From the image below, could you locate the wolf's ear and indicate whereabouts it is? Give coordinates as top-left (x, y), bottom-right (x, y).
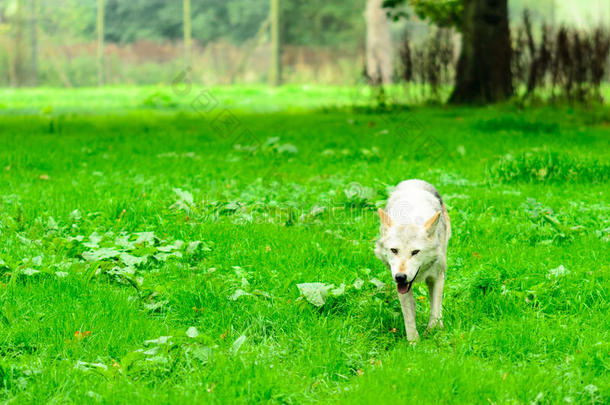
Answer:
top-left (424, 211), bottom-right (441, 235)
top-left (378, 208), bottom-right (394, 230)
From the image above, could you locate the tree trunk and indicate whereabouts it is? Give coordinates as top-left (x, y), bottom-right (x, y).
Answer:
top-left (365, 0), bottom-right (393, 85)
top-left (450, 0), bottom-right (512, 104)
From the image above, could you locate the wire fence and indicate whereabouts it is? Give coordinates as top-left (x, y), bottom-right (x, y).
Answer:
top-left (0, 0), bottom-right (366, 87)
top-left (0, 0), bottom-right (608, 95)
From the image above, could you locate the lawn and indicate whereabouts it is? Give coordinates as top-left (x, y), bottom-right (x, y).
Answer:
top-left (0, 87), bottom-right (609, 404)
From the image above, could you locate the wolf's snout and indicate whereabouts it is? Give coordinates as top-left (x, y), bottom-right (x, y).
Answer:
top-left (394, 273), bottom-right (407, 283)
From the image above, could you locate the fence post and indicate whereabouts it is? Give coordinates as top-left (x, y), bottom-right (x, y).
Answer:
top-left (184, 0), bottom-right (192, 70)
top-left (30, 0), bottom-right (38, 86)
top-left (14, 0), bottom-right (25, 87)
top-left (270, 0), bottom-right (281, 86)
top-left (97, 0), bottom-right (104, 86)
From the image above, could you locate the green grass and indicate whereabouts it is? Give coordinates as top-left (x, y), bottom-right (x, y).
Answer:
top-left (0, 87), bottom-right (609, 404)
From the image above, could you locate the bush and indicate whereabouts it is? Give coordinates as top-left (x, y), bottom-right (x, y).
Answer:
top-left (488, 149), bottom-right (610, 183)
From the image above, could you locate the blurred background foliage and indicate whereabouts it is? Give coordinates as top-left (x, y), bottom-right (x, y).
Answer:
top-left (96, 0), bottom-right (367, 47)
top-left (0, 0), bottom-right (608, 90)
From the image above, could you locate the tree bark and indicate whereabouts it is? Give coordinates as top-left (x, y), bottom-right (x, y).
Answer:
top-left (449, 0), bottom-right (512, 104)
top-left (365, 0), bottom-right (393, 84)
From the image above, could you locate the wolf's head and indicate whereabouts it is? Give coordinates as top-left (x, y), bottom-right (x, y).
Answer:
top-left (374, 209), bottom-right (441, 294)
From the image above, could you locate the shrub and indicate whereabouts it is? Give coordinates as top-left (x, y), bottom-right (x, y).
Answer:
top-left (488, 150), bottom-right (610, 183)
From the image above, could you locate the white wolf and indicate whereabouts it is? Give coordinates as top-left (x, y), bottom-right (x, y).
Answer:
top-left (375, 179), bottom-right (451, 342)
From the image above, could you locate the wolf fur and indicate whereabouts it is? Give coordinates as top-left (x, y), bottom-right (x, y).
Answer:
top-left (374, 179), bottom-right (451, 342)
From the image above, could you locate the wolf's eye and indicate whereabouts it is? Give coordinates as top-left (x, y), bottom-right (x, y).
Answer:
top-left (390, 248), bottom-right (399, 255)
top-left (411, 250), bottom-right (420, 256)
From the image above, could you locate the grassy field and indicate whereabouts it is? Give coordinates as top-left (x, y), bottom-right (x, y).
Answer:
top-left (0, 87), bottom-right (609, 404)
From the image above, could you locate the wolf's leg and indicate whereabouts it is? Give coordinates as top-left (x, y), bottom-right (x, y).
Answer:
top-left (426, 272), bottom-right (445, 330)
top-left (398, 290), bottom-right (419, 342)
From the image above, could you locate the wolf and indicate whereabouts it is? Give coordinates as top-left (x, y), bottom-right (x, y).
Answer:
top-left (374, 179), bottom-right (451, 342)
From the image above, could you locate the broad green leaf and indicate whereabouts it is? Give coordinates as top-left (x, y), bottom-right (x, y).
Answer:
top-left (145, 355), bottom-right (169, 364)
top-left (83, 232), bottom-right (103, 248)
top-left (186, 240), bottom-right (211, 255)
top-left (82, 248), bottom-right (121, 262)
top-left (21, 268), bottom-right (40, 276)
top-left (276, 143), bottom-right (298, 154)
top-left (133, 232), bottom-right (156, 246)
top-left (330, 283), bottom-right (346, 296)
top-left (263, 137), bottom-right (280, 148)
top-left (139, 346), bottom-right (159, 356)
top-left (157, 240), bottom-right (184, 252)
top-left (370, 278), bottom-right (386, 290)
top-left (119, 252), bottom-right (147, 267)
top-left (186, 240), bottom-right (202, 255)
top-left (188, 346), bottom-right (212, 363)
top-left (173, 188), bottom-right (194, 205)
top-left (297, 282), bottom-right (334, 307)
top-left (17, 234), bottom-right (32, 245)
top-left (74, 361), bottom-right (108, 371)
top-left (143, 300), bottom-right (168, 312)
top-left (70, 209), bottom-right (82, 222)
top-left (231, 335), bottom-right (247, 355)
top-left (47, 216), bottom-right (59, 230)
top-left (115, 234), bottom-right (136, 250)
top-left (229, 289), bottom-right (252, 301)
top-left (154, 251), bottom-right (183, 261)
top-left (108, 266), bottom-right (136, 276)
top-left (144, 336), bottom-right (172, 346)
top-left (547, 265), bottom-right (569, 278)
top-left (186, 327), bottom-right (200, 338)
top-left (253, 289), bottom-right (271, 298)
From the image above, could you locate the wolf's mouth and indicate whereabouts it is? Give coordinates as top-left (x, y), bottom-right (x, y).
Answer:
top-left (396, 267), bottom-right (421, 295)
top-left (396, 281), bottom-right (412, 294)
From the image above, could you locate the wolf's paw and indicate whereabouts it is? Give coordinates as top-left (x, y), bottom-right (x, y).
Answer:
top-left (425, 320), bottom-right (444, 333)
top-left (406, 333), bottom-right (420, 344)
